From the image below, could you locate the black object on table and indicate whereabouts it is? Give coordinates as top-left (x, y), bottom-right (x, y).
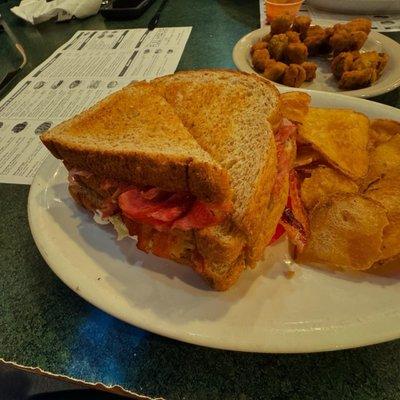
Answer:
top-left (0, 12), bottom-right (27, 90)
top-left (147, 0), bottom-right (169, 30)
top-left (100, 0), bottom-right (157, 20)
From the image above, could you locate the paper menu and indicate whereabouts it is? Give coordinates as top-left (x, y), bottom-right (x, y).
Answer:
top-left (0, 27), bottom-right (192, 185)
top-left (259, 1), bottom-right (400, 32)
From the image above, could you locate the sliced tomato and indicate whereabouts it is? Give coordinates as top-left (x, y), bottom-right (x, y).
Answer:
top-left (269, 223), bottom-right (286, 244)
top-left (119, 188), bottom-right (169, 219)
top-left (150, 193), bottom-right (193, 222)
top-left (172, 201), bottom-right (221, 231)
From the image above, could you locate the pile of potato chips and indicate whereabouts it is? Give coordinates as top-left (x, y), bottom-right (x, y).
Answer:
top-left (281, 92), bottom-right (400, 271)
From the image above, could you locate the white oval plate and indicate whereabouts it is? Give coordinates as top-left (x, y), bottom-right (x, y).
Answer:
top-left (29, 90), bottom-right (400, 353)
top-left (233, 26), bottom-right (400, 98)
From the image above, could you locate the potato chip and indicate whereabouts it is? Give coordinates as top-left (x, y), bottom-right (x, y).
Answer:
top-left (298, 193), bottom-right (388, 270)
top-left (377, 216), bottom-right (400, 262)
top-left (280, 92), bottom-right (311, 124)
top-left (300, 165), bottom-right (359, 210)
top-left (364, 169), bottom-right (400, 262)
top-left (368, 119), bottom-right (400, 148)
top-left (365, 134), bottom-right (400, 185)
top-left (298, 108), bottom-right (369, 179)
top-left (294, 145), bottom-right (320, 167)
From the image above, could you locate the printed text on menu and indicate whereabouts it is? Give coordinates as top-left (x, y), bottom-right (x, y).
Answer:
top-left (0, 27), bottom-right (192, 184)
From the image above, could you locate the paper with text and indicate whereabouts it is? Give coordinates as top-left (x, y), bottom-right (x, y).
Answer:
top-left (0, 27), bottom-right (192, 184)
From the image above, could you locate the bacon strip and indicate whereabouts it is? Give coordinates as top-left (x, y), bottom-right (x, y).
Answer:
top-left (269, 119), bottom-right (310, 251)
top-left (280, 170), bottom-right (310, 253)
top-left (269, 119), bottom-right (297, 245)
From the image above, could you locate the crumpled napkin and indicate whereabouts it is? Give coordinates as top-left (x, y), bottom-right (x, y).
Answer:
top-left (11, 0), bottom-right (102, 25)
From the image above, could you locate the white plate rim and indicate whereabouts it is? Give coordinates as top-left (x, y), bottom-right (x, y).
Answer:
top-left (232, 26), bottom-right (400, 98)
top-left (28, 92), bottom-right (400, 353)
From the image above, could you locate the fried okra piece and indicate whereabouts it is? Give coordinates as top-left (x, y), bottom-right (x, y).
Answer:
top-left (321, 27), bottom-right (334, 53)
top-left (331, 51), bottom-right (356, 79)
top-left (301, 61), bottom-right (317, 81)
top-left (339, 68), bottom-right (377, 89)
top-left (250, 40), bottom-right (268, 55)
top-left (350, 31), bottom-right (369, 51)
top-left (263, 60), bottom-right (288, 82)
top-left (345, 18), bottom-right (372, 35)
top-left (282, 64), bottom-right (307, 87)
top-left (376, 53), bottom-right (389, 75)
top-left (352, 51), bottom-right (380, 70)
top-left (268, 34), bottom-right (289, 61)
top-left (262, 33), bottom-right (272, 43)
top-left (329, 28), bottom-right (368, 55)
top-left (285, 31), bottom-right (301, 43)
top-left (303, 25), bottom-right (326, 56)
top-left (353, 51), bottom-right (388, 76)
top-left (252, 48), bottom-right (270, 72)
top-left (285, 42), bottom-right (308, 64)
top-left (292, 15), bottom-right (311, 40)
top-left (271, 13), bottom-right (294, 34)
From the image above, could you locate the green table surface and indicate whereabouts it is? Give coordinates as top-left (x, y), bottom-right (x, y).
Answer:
top-left (1, 0), bottom-right (400, 399)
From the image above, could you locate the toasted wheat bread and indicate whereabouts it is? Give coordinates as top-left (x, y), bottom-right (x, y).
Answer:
top-left (41, 82), bottom-right (230, 203)
top-left (151, 70), bottom-right (281, 265)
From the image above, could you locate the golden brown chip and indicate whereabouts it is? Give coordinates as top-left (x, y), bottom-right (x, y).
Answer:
top-left (368, 119), bottom-right (400, 148)
top-left (300, 165), bottom-right (359, 210)
top-left (377, 215), bottom-right (400, 263)
top-left (364, 169), bottom-right (400, 262)
top-left (298, 193), bottom-right (388, 270)
top-left (280, 91), bottom-right (311, 124)
top-left (365, 134), bottom-right (400, 184)
top-left (294, 145), bottom-right (320, 167)
top-left (298, 108), bottom-right (369, 179)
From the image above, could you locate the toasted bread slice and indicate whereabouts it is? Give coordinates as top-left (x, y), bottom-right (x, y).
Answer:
top-left (41, 82), bottom-right (230, 203)
top-left (151, 70), bottom-right (281, 265)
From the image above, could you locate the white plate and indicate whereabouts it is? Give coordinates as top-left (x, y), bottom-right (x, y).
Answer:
top-left (233, 26), bottom-right (400, 98)
top-left (29, 91), bottom-right (400, 353)
top-left (307, 0), bottom-right (400, 14)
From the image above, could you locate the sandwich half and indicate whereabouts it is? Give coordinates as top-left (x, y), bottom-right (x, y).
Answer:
top-left (41, 70), bottom-right (295, 290)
